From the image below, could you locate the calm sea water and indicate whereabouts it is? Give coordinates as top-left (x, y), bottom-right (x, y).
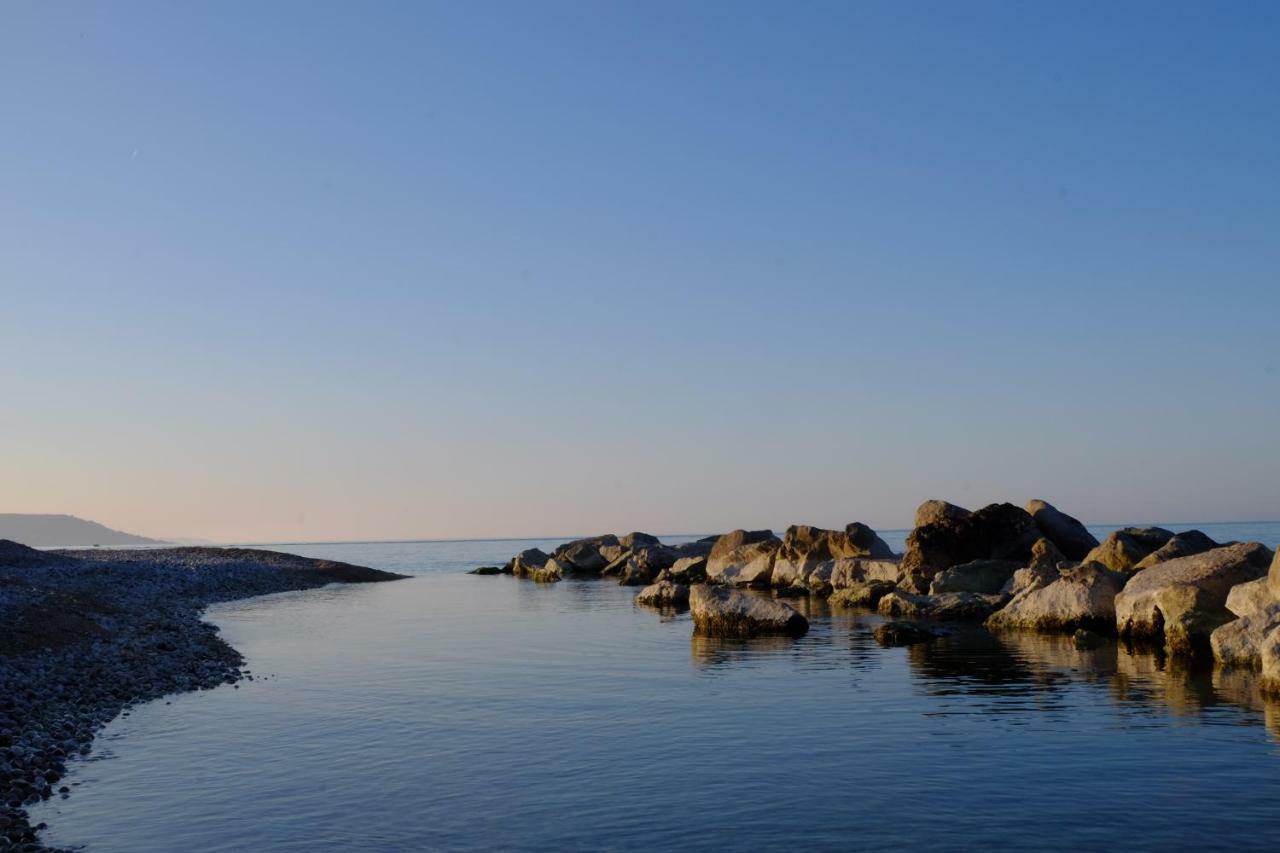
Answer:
top-left (32, 523), bottom-right (1280, 852)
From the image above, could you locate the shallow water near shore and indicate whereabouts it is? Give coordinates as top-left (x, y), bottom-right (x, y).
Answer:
top-left (32, 526), bottom-right (1280, 851)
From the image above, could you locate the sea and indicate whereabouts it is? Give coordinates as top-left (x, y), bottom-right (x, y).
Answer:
top-left (31, 522), bottom-right (1280, 851)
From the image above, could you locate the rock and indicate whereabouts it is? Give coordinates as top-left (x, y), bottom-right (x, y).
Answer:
top-left (552, 535), bottom-right (619, 573)
top-left (510, 548), bottom-right (551, 578)
top-left (929, 559), bottom-right (1022, 595)
top-left (1115, 543), bottom-right (1273, 654)
top-left (827, 581), bottom-right (896, 608)
top-left (1210, 576), bottom-right (1280, 668)
top-left (526, 557), bottom-right (565, 583)
top-left (635, 580), bottom-right (690, 608)
top-left (843, 523), bottom-right (895, 559)
top-left (669, 537), bottom-right (718, 560)
top-left (877, 590), bottom-right (1005, 622)
top-left (620, 532), bottom-right (661, 550)
top-left (618, 546), bottom-right (678, 586)
top-left (1025, 499), bottom-right (1098, 561)
top-left (689, 585), bottom-right (809, 638)
top-left (1028, 537), bottom-right (1067, 571)
top-left (873, 621), bottom-right (948, 647)
top-left (1083, 528), bottom-right (1174, 572)
top-left (1001, 563), bottom-right (1060, 597)
top-left (901, 503), bottom-right (1041, 582)
top-left (829, 558), bottom-right (906, 590)
top-left (1132, 530), bottom-right (1219, 570)
top-left (661, 556), bottom-right (707, 584)
top-left (468, 566), bottom-right (501, 576)
top-left (705, 529), bottom-right (780, 587)
top-left (986, 562), bottom-right (1127, 633)
top-left (1072, 629), bottom-right (1105, 649)
top-left (913, 500), bottom-right (970, 528)
top-left (771, 523), bottom-right (894, 588)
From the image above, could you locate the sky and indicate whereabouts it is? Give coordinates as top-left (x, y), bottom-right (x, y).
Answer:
top-left (2, 1), bottom-right (1278, 543)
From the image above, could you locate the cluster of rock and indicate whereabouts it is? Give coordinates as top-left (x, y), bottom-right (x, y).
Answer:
top-left (478, 501), bottom-right (1278, 666)
top-left (0, 541), bottom-right (405, 852)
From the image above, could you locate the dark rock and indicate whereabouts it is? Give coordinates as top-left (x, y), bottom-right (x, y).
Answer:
top-left (873, 620), bottom-right (948, 647)
top-left (1025, 500), bottom-right (1098, 561)
top-left (1083, 528), bottom-right (1175, 572)
top-left (901, 502), bottom-right (1040, 583)
top-left (929, 559), bottom-right (1021, 595)
top-left (468, 566), bottom-right (501, 576)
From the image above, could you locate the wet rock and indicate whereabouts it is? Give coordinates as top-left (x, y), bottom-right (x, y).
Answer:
top-left (1083, 528), bottom-right (1174, 572)
top-left (618, 546), bottom-right (679, 586)
top-left (510, 548), bottom-right (551, 578)
top-left (468, 566), bottom-right (501, 576)
top-left (1025, 499), bottom-right (1098, 561)
top-left (873, 620), bottom-right (948, 647)
top-left (689, 585), bottom-right (809, 638)
top-left (1116, 543), bottom-right (1273, 654)
top-left (987, 562), bottom-right (1127, 633)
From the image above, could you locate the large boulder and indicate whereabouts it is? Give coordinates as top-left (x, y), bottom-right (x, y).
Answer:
top-left (661, 556), bottom-right (708, 584)
top-left (901, 502), bottom-right (1040, 586)
top-left (770, 523), bottom-right (892, 588)
top-left (669, 536), bottom-right (718, 560)
top-left (705, 529), bottom-right (780, 587)
top-left (1210, 552), bottom-right (1280, 669)
top-left (877, 590), bottom-right (1006, 622)
top-left (689, 585), bottom-right (809, 638)
top-left (618, 545), bottom-right (679, 586)
top-left (827, 580), bottom-right (897, 608)
top-left (1083, 527), bottom-right (1174, 572)
top-left (1115, 543), bottom-right (1273, 654)
top-left (986, 562), bottom-right (1127, 633)
top-left (829, 558), bottom-right (906, 589)
top-left (914, 500), bottom-right (970, 528)
top-left (1132, 530), bottom-right (1218, 570)
top-left (1025, 499), bottom-right (1098, 561)
top-left (620, 532), bottom-right (662, 550)
top-left (635, 579), bottom-right (690, 608)
top-left (552, 535), bottom-right (620, 573)
top-left (510, 548), bottom-right (551, 578)
top-left (929, 559), bottom-right (1021, 595)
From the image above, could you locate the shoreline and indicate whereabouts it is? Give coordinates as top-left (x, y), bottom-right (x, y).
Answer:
top-left (0, 543), bottom-right (405, 852)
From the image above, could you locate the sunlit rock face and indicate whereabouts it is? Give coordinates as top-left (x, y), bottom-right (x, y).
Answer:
top-left (1115, 543), bottom-right (1273, 655)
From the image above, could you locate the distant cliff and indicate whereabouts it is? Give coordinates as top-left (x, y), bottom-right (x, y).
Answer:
top-left (0, 514), bottom-right (163, 547)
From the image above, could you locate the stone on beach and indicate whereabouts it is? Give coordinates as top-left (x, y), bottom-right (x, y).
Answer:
top-left (1115, 543), bottom-right (1273, 654)
top-left (689, 585), bottom-right (809, 638)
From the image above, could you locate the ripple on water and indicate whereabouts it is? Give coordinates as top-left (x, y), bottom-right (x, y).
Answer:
top-left (27, 533), bottom-right (1280, 852)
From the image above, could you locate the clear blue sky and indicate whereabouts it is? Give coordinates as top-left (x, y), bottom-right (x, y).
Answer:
top-left (2, 1), bottom-right (1278, 542)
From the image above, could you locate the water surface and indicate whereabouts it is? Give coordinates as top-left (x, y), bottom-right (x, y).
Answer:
top-left (33, 527), bottom-right (1280, 851)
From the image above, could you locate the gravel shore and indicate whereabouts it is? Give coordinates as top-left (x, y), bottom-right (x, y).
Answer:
top-left (0, 541), bottom-right (406, 851)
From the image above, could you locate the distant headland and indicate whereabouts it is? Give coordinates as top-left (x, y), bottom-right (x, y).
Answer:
top-left (0, 514), bottom-right (163, 547)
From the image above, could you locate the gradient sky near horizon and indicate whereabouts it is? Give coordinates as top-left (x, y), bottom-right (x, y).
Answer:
top-left (3, 1), bottom-right (1278, 543)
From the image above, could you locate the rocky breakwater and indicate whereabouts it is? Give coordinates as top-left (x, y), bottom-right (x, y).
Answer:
top-left (1211, 549), bottom-right (1280, 691)
top-left (0, 540), bottom-right (405, 852)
